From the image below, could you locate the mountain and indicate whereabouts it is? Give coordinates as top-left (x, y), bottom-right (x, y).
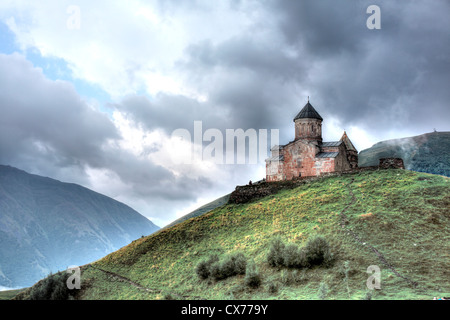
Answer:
top-left (162, 194), bottom-right (230, 230)
top-left (16, 168), bottom-right (449, 300)
top-left (358, 131), bottom-right (450, 176)
top-left (0, 165), bottom-right (159, 288)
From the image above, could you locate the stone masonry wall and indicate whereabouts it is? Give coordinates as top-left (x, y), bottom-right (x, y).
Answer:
top-left (232, 158), bottom-right (404, 204)
top-left (379, 158), bottom-right (405, 169)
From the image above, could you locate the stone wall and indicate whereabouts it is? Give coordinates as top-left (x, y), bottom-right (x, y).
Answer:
top-left (231, 158), bottom-right (404, 204)
top-left (379, 158), bottom-right (405, 169)
top-left (228, 181), bottom-right (297, 204)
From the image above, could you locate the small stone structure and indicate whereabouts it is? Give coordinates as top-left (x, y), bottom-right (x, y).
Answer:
top-left (266, 100), bottom-right (358, 181)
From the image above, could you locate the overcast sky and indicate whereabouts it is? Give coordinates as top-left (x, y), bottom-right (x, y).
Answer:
top-left (0, 0), bottom-right (449, 227)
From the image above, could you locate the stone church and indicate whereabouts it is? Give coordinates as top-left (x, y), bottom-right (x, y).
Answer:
top-left (265, 100), bottom-right (358, 181)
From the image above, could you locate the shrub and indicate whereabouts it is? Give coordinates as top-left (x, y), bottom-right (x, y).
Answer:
top-left (210, 261), bottom-right (226, 280)
top-left (199, 252), bottom-right (247, 281)
top-left (195, 260), bottom-right (211, 280)
top-left (267, 236), bottom-right (333, 269)
top-left (283, 244), bottom-right (300, 268)
top-left (195, 254), bottom-right (219, 280)
top-left (244, 262), bottom-right (261, 289)
top-left (267, 237), bottom-right (285, 267)
top-left (29, 271), bottom-right (72, 300)
top-left (304, 236), bottom-right (333, 266)
top-left (267, 281), bottom-right (278, 294)
top-left (225, 253), bottom-right (247, 276)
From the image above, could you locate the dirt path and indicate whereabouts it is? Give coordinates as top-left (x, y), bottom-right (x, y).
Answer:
top-left (87, 264), bottom-right (205, 300)
top-left (339, 177), bottom-right (419, 288)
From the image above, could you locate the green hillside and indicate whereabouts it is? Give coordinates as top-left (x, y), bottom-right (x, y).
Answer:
top-left (15, 169), bottom-right (449, 300)
top-left (359, 131), bottom-right (450, 177)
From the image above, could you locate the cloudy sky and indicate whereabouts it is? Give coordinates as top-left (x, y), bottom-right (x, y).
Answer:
top-left (0, 0), bottom-right (449, 227)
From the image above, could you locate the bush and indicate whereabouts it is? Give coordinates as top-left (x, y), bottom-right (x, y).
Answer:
top-left (244, 262), bottom-right (261, 289)
top-left (267, 237), bottom-right (285, 267)
top-left (221, 253), bottom-right (247, 278)
top-left (282, 244), bottom-right (300, 268)
top-left (267, 281), bottom-right (278, 294)
top-left (195, 254), bottom-right (219, 280)
top-left (198, 252), bottom-right (247, 281)
top-left (29, 272), bottom-right (72, 300)
top-left (267, 236), bottom-right (333, 269)
top-left (210, 261), bottom-right (226, 280)
top-left (195, 260), bottom-right (211, 280)
top-left (304, 236), bottom-right (333, 267)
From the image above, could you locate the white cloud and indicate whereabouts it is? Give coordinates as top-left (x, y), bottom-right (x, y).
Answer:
top-left (0, 0), bottom-right (257, 101)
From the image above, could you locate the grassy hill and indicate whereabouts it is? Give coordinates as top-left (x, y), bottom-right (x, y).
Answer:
top-left (15, 168), bottom-right (449, 300)
top-left (359, 131), bottom-right (450, 177)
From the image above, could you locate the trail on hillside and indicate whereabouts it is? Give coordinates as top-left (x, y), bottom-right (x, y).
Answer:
top-left (339, 176), bottom-right (419, 288)
top-left (87, 264), bottom-right (205, 300)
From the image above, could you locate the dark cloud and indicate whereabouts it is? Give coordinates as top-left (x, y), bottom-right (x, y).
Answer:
top-left (264, 0), bottom-right (450, 133)
top-left (144, 0), bottom-right (445, 147)
top-left (0, 53), bottom-right (215, 215)
top-left (0, 53), bottom-right (118, 176)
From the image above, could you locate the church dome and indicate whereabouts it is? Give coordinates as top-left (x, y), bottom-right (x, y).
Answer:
top-left (293, 101), bottom-right (323, 121)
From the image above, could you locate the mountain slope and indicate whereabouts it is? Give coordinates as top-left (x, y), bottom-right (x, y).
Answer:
top-left (162, 194), bottom-right (230, 230)
top-left (18, 168), bottom-right (448, 300)
top-left (0, 165), bottom-right (159, 288)
top-left (359, 131), bottom-right (450, 176)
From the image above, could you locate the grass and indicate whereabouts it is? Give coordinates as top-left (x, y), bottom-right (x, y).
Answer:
top-left (17, 169), bottom-right (450, 300)
top-left (0, 289), bottom-right (26, 300)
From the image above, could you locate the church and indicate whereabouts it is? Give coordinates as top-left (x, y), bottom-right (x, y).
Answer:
top-left (265, 100), bottom-right (358, 181)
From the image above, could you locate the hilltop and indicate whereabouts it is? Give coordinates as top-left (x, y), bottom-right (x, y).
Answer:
top-left (0, 165), bottom-right (159, 289)
top-left (359, 131), bottom-right (450, 177)
top-left (15, 168), bottom-right (449, 300)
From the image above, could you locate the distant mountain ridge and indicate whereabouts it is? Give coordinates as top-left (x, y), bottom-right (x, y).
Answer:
top-left (358, 131), bottom-right (450, 176)
top-left (162, 194), bottom-right (230, 230)
top-left (0, 165), bottom-right (159, 288)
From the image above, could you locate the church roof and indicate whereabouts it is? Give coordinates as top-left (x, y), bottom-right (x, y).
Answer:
top-left (321, 141), bottom-right (342, 147)
top-left (316, 152), bottom-right (339, 158)
top-left (265, 154), bottom-right (284, 162)
top-left (340, 131), bottom-right (357, 152)
top-left (293, 101), bottom-right (323, 121)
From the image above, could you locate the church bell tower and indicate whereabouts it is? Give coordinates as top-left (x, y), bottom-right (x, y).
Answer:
top-left (293, 99), bottom-right (323, 143)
